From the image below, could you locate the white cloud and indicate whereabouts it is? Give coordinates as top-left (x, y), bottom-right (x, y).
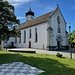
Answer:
top-left (7, 0), bottom-right (34, 7)
top-left (71, 5), bottom-right (75, 9)
top-left (72, 6), bottom-right (75, 9)
top-left (17, 16), bottom-right (25, 19)
top-left (7, 0), bottom-right (33, 3)
top-left (11, 3), bottom-right (21, 7)
top-left (45, 6), bottom-right (55, 11)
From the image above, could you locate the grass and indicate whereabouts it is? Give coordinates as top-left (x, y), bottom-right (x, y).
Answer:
top-left (0, 51), bottom-right (75, 75)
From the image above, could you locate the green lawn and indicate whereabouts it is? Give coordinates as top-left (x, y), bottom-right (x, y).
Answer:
top-left (0, 51), bottom-right (75, 75)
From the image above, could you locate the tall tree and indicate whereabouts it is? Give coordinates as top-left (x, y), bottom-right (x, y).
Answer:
top-left (68, 30), bottom-right (75, 44)
top-left (0, 0), bottom-right (20, 42)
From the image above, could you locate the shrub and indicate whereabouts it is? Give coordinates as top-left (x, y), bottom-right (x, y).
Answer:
top-left (56, 52), bottom-right (62, 58)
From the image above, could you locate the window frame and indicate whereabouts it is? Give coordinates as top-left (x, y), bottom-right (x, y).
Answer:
top-left (24, 30), bottom-right (26, 43)
top-left (15, 37), bottom-right (17, 43)
top-left (35, 28), bottom-right (38, 42)
top-left (29, 29), bottom-right (31, 38)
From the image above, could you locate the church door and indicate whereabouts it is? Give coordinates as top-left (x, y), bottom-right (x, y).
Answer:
top-left (11, 42), bottom-right (14, 47)
top-left (29, 41), bottom-right (31, 48)
top-left (56, 35), bottom-right (63, 49)
top-left (57, 41), bottom-right (60, 48)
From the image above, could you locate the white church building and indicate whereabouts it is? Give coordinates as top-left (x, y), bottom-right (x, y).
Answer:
top-left (3, 5), bottom-right (68, 50)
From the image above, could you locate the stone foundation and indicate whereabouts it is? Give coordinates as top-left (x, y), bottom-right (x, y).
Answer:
top-left (46, 45), bottom-right (69, 51)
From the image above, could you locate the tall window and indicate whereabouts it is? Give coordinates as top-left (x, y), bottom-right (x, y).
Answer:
top-left (19, 31), bottom-right (21, 43)
top-left (15, 37), bottom-right (17, 43)
top-left (31, 16), bottom-right (33, 19)
top-left (24, 31), bottom-right (26, 43)
top-left (57, 28), bottom-right (61, 33)
top-left (29, 29), bottom-right (31, 38)
top-left (57, 16), bottom-right (61, 33)
top-left (35, 28), bottom-right (38, 42)
top-left (57, 16), bottom-right (60, 25)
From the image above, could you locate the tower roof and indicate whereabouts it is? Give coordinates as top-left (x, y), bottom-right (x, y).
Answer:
top-left (25, 7), bottom-right (34, 16)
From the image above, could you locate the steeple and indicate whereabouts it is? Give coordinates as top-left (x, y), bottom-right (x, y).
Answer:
top-left (25, 6), bottom-right (34, 21)
top-left (29, 6), bottom-right (31, 11)
top-left (56, 4), bottom-right (59, 9)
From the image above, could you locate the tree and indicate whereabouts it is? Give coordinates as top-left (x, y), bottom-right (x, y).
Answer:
top-left (0, 0), bottom-right (20, 42)
top-left (68, 30), bottom-right (75, 45)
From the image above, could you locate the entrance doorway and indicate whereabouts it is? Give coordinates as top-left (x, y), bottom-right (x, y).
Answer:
top-left (11, 42), bottom-right (14, 47)
top-left (29, 41), bottom-right (31, 48)
top-left (57, 41), bottom-right (61, 48)
top-left (56, 35), bottom-right (62, 48)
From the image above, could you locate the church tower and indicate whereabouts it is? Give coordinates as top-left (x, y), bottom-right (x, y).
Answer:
top-left (25, 7), bottom-right (34, 21)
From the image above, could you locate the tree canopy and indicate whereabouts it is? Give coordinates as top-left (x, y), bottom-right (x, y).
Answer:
top-left (68, 30), bottom-right (75, 44)
top-left (0, 0), bottom-right (20, 41)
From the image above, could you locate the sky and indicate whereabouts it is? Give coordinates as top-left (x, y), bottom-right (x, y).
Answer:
top-left (7, 0), bottom-right (75, 32)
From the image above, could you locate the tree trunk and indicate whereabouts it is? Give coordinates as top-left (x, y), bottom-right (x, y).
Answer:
top-left (0, 41), bottom-right (3, 50)
top-left (0, 45), bottom-right (1, 50)
top-left (0, 41), bottom-right (1, 50)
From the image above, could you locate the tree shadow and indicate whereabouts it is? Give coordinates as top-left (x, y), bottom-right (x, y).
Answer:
top-left (0, 53), bottom-right (21, 64)
top-left (0, 53), bottom-right (75, 75)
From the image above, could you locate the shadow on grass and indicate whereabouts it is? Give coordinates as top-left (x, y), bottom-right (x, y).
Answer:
top-left (0, 53), bottom-right (75, 75)
top-left (0, 53), bottom-right (21, 64)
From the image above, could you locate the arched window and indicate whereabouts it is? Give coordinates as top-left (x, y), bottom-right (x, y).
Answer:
top-left (29, 29), bottom-right (31, 38)
top-left (35, 28), bottom-right (38, 42)
top-left (57, 16), bottom-right (60, 24)
top-left (57, 16), bottom-right (61, 33)
top-left (15, 37), bottom-right (17, 43)
top-left (24, 31), bottom-right (26, 43)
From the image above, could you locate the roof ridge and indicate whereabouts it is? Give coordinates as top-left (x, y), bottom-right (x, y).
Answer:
top-left (20, 11), bottom-right (54, 25)
top-left (49, 7), bottom-right (58, 18)
top-left (16, 8), bottom-right (56, 30)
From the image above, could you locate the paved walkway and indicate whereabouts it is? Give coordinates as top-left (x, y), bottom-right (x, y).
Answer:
top-left (7, 48), bottom-right (75, 59)
top-left (0, 62), bottom-right (44, 75)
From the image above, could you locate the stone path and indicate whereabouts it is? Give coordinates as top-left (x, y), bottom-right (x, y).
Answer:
top-left (0, 62), bottom-right (44, 75)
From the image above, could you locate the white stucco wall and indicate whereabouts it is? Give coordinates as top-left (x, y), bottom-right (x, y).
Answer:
top-left (3, 37), bottom-right (15, 47)
top-left (15, 22), bottom-right (48, 49)
top-left (3, 7), bottom-right (68, 49)
top-left (50, 8), bottom-right (67, 46)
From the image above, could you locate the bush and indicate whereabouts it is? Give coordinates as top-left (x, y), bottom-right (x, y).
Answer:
top-left (56, 52), bottom-right (62, 58)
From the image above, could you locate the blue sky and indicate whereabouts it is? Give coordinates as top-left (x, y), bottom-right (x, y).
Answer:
top-left (7, 0), bottom-right (75, 32)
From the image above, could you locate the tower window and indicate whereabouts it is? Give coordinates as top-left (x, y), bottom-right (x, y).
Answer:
top-left (31, 16), bottom-right (33, 19)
